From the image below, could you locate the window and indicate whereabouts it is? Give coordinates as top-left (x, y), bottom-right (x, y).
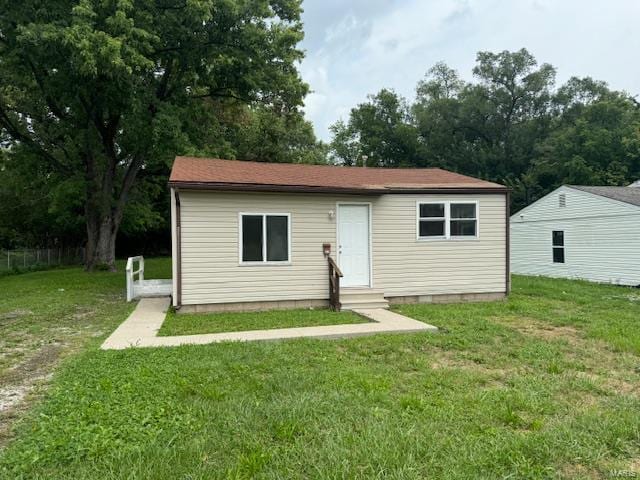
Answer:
top-left (552, 230), bottom-right (565, 263)
top-left (450, 203), bottom-right (477, 237)
top-left (418, 203), bottom-right (446, 238)
top-left (240, 213), bottom-right (290, 263)
top-left (417, 201), bottom-right (478, 240)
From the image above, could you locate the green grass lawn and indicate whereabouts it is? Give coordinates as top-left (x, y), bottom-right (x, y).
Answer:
top-left (0, 257), bottom-right (171, 374)
top-left (1, 262), bottom-right (639, 479)
top-left (159, 308), bottom-right (371, 336)
top-left (0, 258), bottom-right (171, 447)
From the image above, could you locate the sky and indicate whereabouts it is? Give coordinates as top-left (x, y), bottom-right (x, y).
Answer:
top-left (298, 0), bottom-right (640, 141)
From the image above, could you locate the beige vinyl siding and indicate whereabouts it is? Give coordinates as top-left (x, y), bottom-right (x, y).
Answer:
top-left (178, 191), bottom-right (352, 305)
top-left (373, 194), bottom-right (506, 296)
top-left (176, 191), bottom-right (507, 306)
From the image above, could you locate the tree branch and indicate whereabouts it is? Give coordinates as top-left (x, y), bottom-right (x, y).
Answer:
top-left (113, 153), bottom-right (144, 227)
top-left (151, 39), bottom-right (243, 56)
top-left (156, 59), bottom-right (174, 100)
top-left (0, 103), bottom-right (72, 173)
top-left (155, 0), bottom-right (187, 10)
top-left (190, 90), bottom-right (250, 103)
top-left (23, 56), bottom-right (69, 121)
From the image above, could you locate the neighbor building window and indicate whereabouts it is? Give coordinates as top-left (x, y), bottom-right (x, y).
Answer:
top-left (417, 201), bottom-right (478, 240)
top-left (552, 230), bottom-right (565, 263)
top-left (240, 213), bottom-right (290, 263)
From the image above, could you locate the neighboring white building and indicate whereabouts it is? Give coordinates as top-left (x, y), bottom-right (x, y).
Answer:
top-left (511, 184), bottom-right (640, 286)
top-left (169, 157), bottom-right (510, 312)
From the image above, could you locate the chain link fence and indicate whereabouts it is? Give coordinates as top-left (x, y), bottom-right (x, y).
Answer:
top-left (0, 247), bottom-right (85, 273)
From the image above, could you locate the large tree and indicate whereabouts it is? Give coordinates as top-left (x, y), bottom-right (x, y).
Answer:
top-left (412, 62), bottom-right (466, 171)
top-left (0, 0), bottom-right (308, 270)
top-left (330, 49), bottom-right (640, 212)
top-left (329, 89), bottom-right (422, 167)
top-left (469, 49), bottom-right (556, 192)
top-left (226, 104), bottom-right (326, 165)
top-left (532, 85), bottom-right (640, 190)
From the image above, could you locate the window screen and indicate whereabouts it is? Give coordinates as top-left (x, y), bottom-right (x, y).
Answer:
top-left (418, 203), bottom-right (446, 238)
top-left (241, 214), bottom-right (289, 262)
top-left (266, 216), bottom-right (289, 261)
top-left (450, 203), bottom-right (477, 237)
top-left (242, 215), bottom-right (263, 262)
top-left (552, 230), bottom-right (565, 263)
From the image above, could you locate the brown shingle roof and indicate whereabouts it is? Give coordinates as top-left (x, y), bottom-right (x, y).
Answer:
top-left (169, 157), bottom-right (506, 193)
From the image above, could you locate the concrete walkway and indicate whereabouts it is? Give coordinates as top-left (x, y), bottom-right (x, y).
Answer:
top-left (101, 298), bottom-right (438, 350)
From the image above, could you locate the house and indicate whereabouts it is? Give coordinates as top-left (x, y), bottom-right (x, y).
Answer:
top-left (169, 157), bottom-right (510, 312)
top-left (510, 184), bottom-right (640, 286)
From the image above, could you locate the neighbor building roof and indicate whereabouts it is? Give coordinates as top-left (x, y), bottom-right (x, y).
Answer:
top-left (568, 185), bottom-right (640, 208)
top-left (169, 157), bottom-right (507, 194)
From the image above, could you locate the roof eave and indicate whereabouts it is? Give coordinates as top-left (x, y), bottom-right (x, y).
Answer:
top-left (168, 181), bottom-right (509, 195)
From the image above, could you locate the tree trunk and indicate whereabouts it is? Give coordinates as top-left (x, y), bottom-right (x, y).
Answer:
top-left (83, 153), bottom-right (140, 272)
top-left (85, 212), bottom-right (118, 271)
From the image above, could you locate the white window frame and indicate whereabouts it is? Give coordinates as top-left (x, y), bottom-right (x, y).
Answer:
top-left (416, 200), bottom-right (479, 241)
top-left (416, 201), bottom-right (448, 240)
top-left (238, 212), bottom-right (291, 265)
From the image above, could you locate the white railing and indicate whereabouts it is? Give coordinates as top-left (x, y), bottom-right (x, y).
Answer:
top-left (126, 256), bottom-right (144, 302)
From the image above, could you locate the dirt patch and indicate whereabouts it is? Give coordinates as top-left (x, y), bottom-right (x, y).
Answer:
top-left (518, 324), bottom-right (580, 341)
top-left (495, 316), bottom-right (581, 343)
top-left (0, 343), bottom-right (63, 448)
top-left (0, 309), bottom-right (33, 320)
top-left (0, 343), bottom-right (62, 387)
top-left (559, 462), bottom-right (600, 479)
top-left (72, 305), bottom-right (97, 321)
top-left (492, 316), bottom-right (640, 401)
top-left (429, 349), bottom-right (512, 382)
top-left (602, 377), bottom-right (639, 396)
top-left (604, 293), bottom-right (640, 303)
top-left (0, 373), bottom-right (52, 412)
top-left (0, 309), bottom-right (33, 327)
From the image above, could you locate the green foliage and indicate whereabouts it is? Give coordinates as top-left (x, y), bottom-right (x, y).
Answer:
top-left (225, 105), bottom-right (327, 164)
top-left (533, 96), bottom-right (640, 186)
top-left (1, 268), bottom-right (640, 478)
top-left (0, 0), bottom-right (317, 262)
top-left (330, 89), bottom-right (422, 167)
top-left (330, 48), bottom-right (640, 212)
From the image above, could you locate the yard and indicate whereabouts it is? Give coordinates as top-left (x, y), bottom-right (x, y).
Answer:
top-left (159, 308), bottom-right (370, 336)
top-left (0, 258), bottom-right (639, 479)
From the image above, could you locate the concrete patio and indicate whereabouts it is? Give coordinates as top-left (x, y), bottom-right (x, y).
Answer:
top-left (101, 297), bottom-right (438, 350)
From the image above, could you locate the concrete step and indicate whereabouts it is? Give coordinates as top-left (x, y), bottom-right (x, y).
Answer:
top-left (134, 279), bottom-right (173, 299)
top-left (340, 298), bottom-right (389, 311)
top-left (342, 287), bottom-right (385, 294)
top-left (340, 288), bottom-right (388, 311)
top-left (340, 288), bottom-right (386, 303)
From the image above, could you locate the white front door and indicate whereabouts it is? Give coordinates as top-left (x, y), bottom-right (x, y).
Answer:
top-left (338, 204), bottom-right (370, 287)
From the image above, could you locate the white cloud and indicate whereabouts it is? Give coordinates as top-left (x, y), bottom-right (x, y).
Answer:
top-left (300, 0), bottom-right (640, 141)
